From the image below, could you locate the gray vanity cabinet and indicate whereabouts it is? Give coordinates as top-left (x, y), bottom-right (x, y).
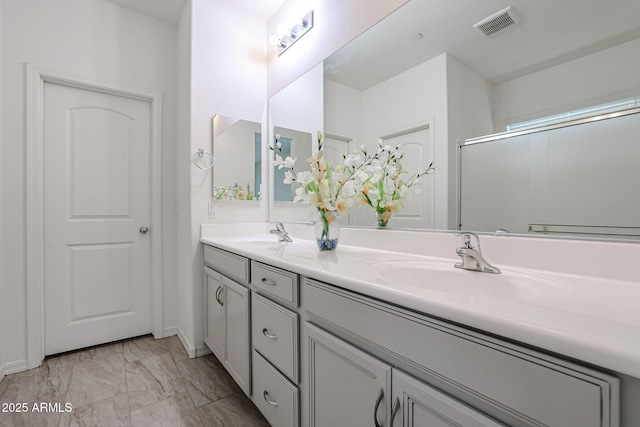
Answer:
top-left (305, 323), bottom-right (391, 427)
top-left (303, 278), bottom-right (618, 427)
top-left (304, 322), bottom-right (505, 427)
top-left (201, 244), bottom-right (622, 427)
top-left (203, 247), bottom-right (251, 396)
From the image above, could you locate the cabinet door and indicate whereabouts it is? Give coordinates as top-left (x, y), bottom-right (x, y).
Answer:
top-left (223, 276), bottom-right (251, 396)
top-left (204, 267), bottom-right (224, 359)
top-left (391, 369), bottom-right (505, 427)
top-left (305, 323), bottom-right (391, 427)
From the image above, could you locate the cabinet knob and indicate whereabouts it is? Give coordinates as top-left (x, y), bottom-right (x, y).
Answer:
top-left (139, 226), bottom-right (149, 234)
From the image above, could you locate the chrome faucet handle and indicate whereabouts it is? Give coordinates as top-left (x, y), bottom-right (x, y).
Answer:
top-left (269, 222), bottom-right (293, 242)
top-left (454, 232), bottom-right (501, 274)
top-left (456, 232), bottom-right (480, 250)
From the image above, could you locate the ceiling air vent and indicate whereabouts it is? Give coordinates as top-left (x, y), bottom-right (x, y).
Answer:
top-left (473, 6), bottom-right (520, 37)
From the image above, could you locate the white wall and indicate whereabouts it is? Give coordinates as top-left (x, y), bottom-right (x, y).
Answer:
top-left (446, 55), bottom-right (494, 229)
top-left (492, 38), bottom-right (640, 131)
top-left (1, 0), bottom-right (178, 371)
top-left (267, 0), bottom-right (408, 97)
top-left (176, 0), bottom-right (194, 355)
top-left (0, 0), bottom-right (4, 382)
top-left (174, 0), bottom-right (268, 356)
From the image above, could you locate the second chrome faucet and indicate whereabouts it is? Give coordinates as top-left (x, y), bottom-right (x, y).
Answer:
top-left (269, 222), bottom-right (293, 242)
top-left (454, 232), bottom-right (501, 274)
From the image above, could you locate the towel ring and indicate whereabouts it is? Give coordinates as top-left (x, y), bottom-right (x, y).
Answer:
top-left (193, 148), bottom-right (214, 170)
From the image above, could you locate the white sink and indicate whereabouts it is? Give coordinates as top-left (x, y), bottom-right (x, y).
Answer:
top-left (375, 261), bottom-right (572, 300)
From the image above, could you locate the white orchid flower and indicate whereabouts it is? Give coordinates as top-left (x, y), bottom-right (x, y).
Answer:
top-left (296, 171), bottom-right (313, 186)
top-left (283, 170), bottom-right (295, 184)
top-left (283, 156), bottom-right (296, 169)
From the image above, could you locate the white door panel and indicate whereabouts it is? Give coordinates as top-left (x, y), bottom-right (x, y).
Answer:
top-left (43, 82), bottom-right (152, 355)
top-left (377, 127), bottom-right (434, 229)
top-left (323, 134), bottom-right (354, 226)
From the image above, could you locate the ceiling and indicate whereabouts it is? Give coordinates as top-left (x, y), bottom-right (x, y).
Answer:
top-left (104, 0), bottom-right (286, 24)
top-left (325, 0), bottom-right (640, 90)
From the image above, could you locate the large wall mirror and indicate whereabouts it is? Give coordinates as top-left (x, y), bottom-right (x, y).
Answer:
top-left (268, 63), bottom-right (323, 223)
top-left (268, 0), bottom-right (640, 241)
top-left (213, 115), bottom-right (262, 200)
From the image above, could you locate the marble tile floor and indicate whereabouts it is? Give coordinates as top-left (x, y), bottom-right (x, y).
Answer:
top-left (0, 335), bottom-right (270, 427)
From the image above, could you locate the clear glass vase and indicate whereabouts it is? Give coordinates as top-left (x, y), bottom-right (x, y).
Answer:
top-left (315, 213), bottom-right (340, 251)
top-left (376, 210), bottom-right (391, 228)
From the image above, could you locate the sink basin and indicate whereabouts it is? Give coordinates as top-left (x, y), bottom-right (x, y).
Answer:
top-left (376, 261), bottom-right (572, 300)
top-left (226, 235), bottom-right (289, 245)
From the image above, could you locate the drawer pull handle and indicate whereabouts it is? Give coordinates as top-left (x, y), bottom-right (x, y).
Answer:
top-left (263, 390), bottom-right (278, 407)
top-left (390, 397), bottom-right (400, 427)
top-left (260, 277), bottom-right (277, 286)
top-left (262, 328), bottom-right (278, 340)
top-left (215, 286), bottom-right (224, 306)
top-left (374, 388), bottom-right (384, 427)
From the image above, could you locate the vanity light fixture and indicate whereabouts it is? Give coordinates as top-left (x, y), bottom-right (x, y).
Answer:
top-left (269, 10), bottom-right (314, 55)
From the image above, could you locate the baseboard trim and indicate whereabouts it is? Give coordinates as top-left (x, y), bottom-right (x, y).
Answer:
top-left (163, 326), bottom-right (178, 337)
top-left (195, 344), bottom-right (212, 357)
top-left (2, 359), bottom-right (28, 376)
top-left (176, 327), bottom-right (197, 358)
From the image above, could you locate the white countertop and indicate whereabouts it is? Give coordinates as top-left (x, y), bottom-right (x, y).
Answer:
top-left (200, 227), bottom-right (640, 378)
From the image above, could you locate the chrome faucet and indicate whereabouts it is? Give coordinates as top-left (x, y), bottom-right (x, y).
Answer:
top-left (269, 222), bottom-right (293, 242)
top-left (454, 232), bottom-right (501, 274)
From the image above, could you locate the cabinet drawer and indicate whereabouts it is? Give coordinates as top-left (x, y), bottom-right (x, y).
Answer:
top-left (252, 293), bottom-right (299, 383)
top-left (304, 278), bottom-right (619, 427)
top-left (204, 245), bottom-right (249, 284)
top-left (251, 261), bottom-right (298, 307)
top-left (252, 350), bottom-right (299, 427)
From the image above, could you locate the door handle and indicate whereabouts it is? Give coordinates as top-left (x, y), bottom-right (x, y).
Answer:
top-left (262, 328), bottom-right (278, 340)
top-left (374, 388), bottom-right (384, 427)
top-left (263, 390), bottom-right (278, 407)
top-left (139, 226), bottom-right (149, 234)
top-left (390, 397), bottom-right (400, 427)
top-left (215, 286), bottom-right (224, 306)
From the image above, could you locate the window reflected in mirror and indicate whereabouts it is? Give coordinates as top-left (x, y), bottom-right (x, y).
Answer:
top-left (212, 115), bottom-right (262, 201)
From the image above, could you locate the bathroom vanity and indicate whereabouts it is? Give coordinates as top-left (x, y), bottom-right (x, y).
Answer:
top-left (201, 224), bottom-right (639, 427)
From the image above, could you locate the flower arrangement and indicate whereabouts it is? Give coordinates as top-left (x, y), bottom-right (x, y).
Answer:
top-left (214, 182), bottom-right (259, 200)
top-left (357, 140), bottom-right (435, 228)
top-left (272, 132), bottom-right (380, 250)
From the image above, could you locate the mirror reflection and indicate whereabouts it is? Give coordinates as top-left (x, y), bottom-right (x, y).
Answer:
top-left (212, 115), bottom-right (261, 200)
top-left (268, 63), bottom-right (324, 223)
top-left (269, 0), bottom-right (640, 240)
top-left (272, 126), bottom-right (312, 202)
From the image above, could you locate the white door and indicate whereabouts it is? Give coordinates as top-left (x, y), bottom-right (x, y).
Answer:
top-left (43, 81), bottom-right (152, 355)
top-left (323, 134), bottom-right (354, 225)
top-left (374, 127), bottom-right (434, 229)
